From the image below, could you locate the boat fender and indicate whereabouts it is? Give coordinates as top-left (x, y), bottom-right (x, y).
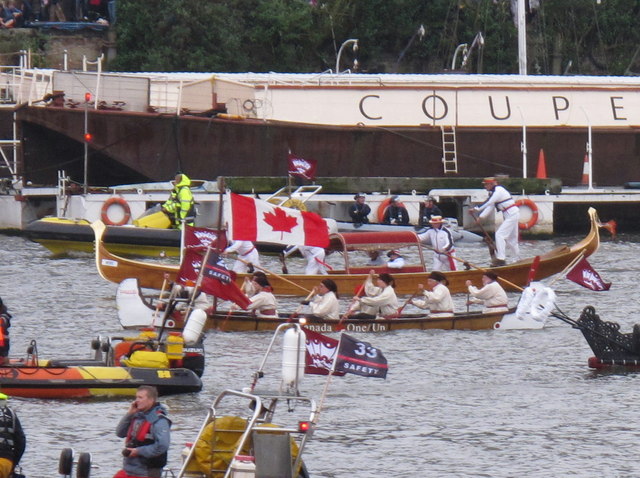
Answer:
top-left (529, 286), bottom-right (556, 322)
top-left (183, 309), bottom-right (207, 345)
top-left (282, 327), bottom-right (306, 391)
top-left (514, 286), bottom-right (536, 319)
top-left (515, 199), bottom-right (539, 230)
top-left (101, 197), bottom-right (131, 226)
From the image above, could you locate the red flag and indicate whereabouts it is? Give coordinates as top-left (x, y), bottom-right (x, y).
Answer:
top-left (527, 255), bottom-right (540, 285)
top-left (335, 334), bottom-right (388, 379)
top-left (184, 226), bottom-right (227, 251)
top-left (177, 249), bottom-right (251, 308)
top-left (303, 328), bottom-right (344, 376)
top-left (566, 257), bottom-right (611, 291)
top-left (287, 153), bottom-right (317, 180)
top-left (227, 193), bottom-right (329, 248)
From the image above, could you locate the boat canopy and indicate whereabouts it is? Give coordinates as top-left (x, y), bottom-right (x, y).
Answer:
top-left (329, 231), bottom-right (421, 252)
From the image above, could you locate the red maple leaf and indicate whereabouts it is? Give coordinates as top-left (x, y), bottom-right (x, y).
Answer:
top-left (263, 207), bottom-right (298, 240)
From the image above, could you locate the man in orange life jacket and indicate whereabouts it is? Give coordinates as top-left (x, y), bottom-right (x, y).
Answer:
top-left (114, 386), bottom-right (171, 478)
top-left (0, 298), bottom-right (11, 366)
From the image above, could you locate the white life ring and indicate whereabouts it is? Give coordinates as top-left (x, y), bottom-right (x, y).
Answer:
top-left (529, 286), bottom-right (556, 322)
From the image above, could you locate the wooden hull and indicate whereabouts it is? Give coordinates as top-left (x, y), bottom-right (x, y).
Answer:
top-left (206, 311), bottom-right (510, 332)
top-left (92, 208), bottom-right (600, 295)
top-left (0, 364), bottom-right (202, 399)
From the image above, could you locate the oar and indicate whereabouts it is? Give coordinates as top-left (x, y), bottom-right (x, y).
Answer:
top-left (151, 273), bottom-right (170, 326)
top-left (389, 289), bottom-right (421, 319)
top-left (236, 257), bottom-right (312, 295)
top-left (220, 279), bottom-right (248, 331)
top-left (279, 252), bottom-right (289, 274)
top-left (469, 210), bottom-right (497, 260)
top-left (445, 250), bottom-right (524, 292)
top-left (336, 276), bottom-right (370, 331)
top-left (290, 289), bottom-right (317, 320)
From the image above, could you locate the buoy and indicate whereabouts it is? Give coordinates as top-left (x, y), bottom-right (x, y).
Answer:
top-left (282, 327), bottom-right (306, 392)
top-left (100, 197), bottom-right (131, 226)
top-left (580, 154), bottom-right (590, 186)
top-left (182, 309), bottom-right (207, 345)
top-left (536, 149), bottom-right (547, 179)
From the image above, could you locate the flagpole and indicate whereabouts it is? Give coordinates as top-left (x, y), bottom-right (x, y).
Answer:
top-left (547, 251), bottom-right (585, 287)
top-left (314, 331), bottom-right (343, 426)
top-left (213, 177), bottom-right (226, 313)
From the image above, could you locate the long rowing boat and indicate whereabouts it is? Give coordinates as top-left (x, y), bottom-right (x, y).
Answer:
top-left (92, 207), bottom-right (601, 296)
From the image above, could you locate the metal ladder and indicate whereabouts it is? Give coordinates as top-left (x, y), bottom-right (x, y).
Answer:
top-left (441, 125), bottom-right (458, 174)
top-left (265, 184), bottom-right (322, 209)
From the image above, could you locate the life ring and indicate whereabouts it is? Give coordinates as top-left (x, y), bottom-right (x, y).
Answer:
top-left (528, 286), bottom-right (556, 322)
top-left (101, 197), bottom-right (131, 226)
top-left (267, 198), bottom-right (307, 211)
top-left (376, 197), bottom-right (407, 223)
top-left (242, 99), bottom-right (255, 111)
top-left (515, 198), bottom-right (539, 230)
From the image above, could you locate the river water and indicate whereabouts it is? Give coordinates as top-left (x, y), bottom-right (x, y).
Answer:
top-left (1, 227), bottom-right (638, 478)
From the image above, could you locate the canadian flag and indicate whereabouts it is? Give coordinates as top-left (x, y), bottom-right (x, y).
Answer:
top-left (226, 193), bottom-right (330, 248)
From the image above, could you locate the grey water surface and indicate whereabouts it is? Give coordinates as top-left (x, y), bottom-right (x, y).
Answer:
top-left (0, 230), bottom-right (637, 478)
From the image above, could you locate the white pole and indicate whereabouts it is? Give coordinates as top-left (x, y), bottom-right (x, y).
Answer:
top-left (518, 107), bottom-right (527, 179)
top-left (517, 0), bottom-right (527, 75)
top-left (581, 107), bottom-right (593, 190)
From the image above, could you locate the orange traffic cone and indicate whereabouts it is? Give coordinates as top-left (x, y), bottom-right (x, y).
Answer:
top-left (536, 149), bottom-right (547, 179)
top-left (580, 154), bottom-right (590, 185)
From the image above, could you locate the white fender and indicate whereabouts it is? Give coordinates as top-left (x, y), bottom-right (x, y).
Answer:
top-left (116, 278), bottom-right (159, 329)
top-left (529, 286), bottom-right (556, 322)
top-left (183, 309), bottom-right (207, 345)
top-left (282, 327), bottom-right (306, 392)
top-left (495, 282), bottom-right (555, 330)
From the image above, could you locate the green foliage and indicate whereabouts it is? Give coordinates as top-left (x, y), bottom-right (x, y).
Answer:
top-left (111, 0), bottom-right (640, 76)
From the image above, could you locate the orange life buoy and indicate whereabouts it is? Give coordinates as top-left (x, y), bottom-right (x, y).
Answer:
top-left (377, 197), bottom-right (406, 223)
top-left (515, 198), bottom-right (539, 230)
top-left (101, 197), bottom-right (131, 226)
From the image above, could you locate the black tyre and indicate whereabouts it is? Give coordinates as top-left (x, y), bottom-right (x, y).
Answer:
top-left (58, 448), bottom-right (74, 475)
top-left (76, 452), bottom-right (91, 478)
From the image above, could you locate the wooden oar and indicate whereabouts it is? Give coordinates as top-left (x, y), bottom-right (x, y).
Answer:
top-left (444, 250), bottom-right (524, 292)
top-left (336, 276), bottom-right (370, 331)
top-left (290, 289), bottom-right (317, 320)
top-left (279, 252), bottom-right (289, 274)
top-left (469, 210), bottom-right (497, 260)
top-left (236, 257), bottom-right (312, 294)
top-left (389, 289), bottom-right (421, 319)
top-left (152, 273), bottom-right (170, 326)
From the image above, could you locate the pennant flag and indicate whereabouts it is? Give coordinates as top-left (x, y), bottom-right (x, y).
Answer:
top-left (527, 255), bottom-right (540, 285)
top-left (566, 257), bottom-right (611, 291)
top-left (335, 333), bottom-right (388, 379)
top-left (303, 328), bottom-right (344, 376)
top-left (227, 193), bottom-right (329, 248)
top-left (184, 226), bottom-right (227, 251)
top-left (177, 248), bottom-right (251, 308)
top-left (287, 153), bottom-right (317, 180)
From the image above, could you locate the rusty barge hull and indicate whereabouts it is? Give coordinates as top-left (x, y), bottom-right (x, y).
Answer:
top-left (13, 106), bottom-right (640, 187)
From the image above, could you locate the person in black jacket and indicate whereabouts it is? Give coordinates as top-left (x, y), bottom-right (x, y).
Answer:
top-left (348, 193), bottom-right (371, 225)
top-left (0, 393), bottom-right (25, 478)
top-left (382, 196), bottom-right (409, 225)
top-left (418, 196), bottom-right (443, 227)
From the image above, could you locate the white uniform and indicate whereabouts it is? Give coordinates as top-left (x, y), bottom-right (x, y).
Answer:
top-left (354, 276), bottom-right (399, 317)
top-left (224, 240), bottom-right (260, 273)
top-left (418, 227), bottom-right (457, 271)
top-left (300, 246), bottom-right (328, 275)
top-left (412, 283), bottom-right (454, 318)
top-left (387, 256), bottom-right (405, 269)
top-left (247, 291), bottom-right (278, 318)
top-left (309, 291), bottom-right (340, 320)
top-left (468, 281), bottom-right (509, 313)
top-left (474, 184), bottom-right (520, 262)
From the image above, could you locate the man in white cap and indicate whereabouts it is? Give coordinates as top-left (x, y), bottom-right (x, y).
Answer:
top-left (471, 177), bottom-right (520, 267)
top-left (0, 393), bottom-right (25, 478)
top-left (386, 250), bottom-right (405, 269)
top-left (417, 216), bottom-right (457, 271)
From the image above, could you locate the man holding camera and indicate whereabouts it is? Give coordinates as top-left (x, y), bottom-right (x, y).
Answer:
top-left (113, 386), bottom-right (171, 478)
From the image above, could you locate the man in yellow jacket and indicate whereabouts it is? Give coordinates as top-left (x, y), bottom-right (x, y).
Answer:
top-left (162, 173), bottom-right (195, 229)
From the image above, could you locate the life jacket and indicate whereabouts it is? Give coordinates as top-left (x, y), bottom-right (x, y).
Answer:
top-left (0, 407), bottom-right (17, 454)
top-left (126, 407), bottom-right (169, 469)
